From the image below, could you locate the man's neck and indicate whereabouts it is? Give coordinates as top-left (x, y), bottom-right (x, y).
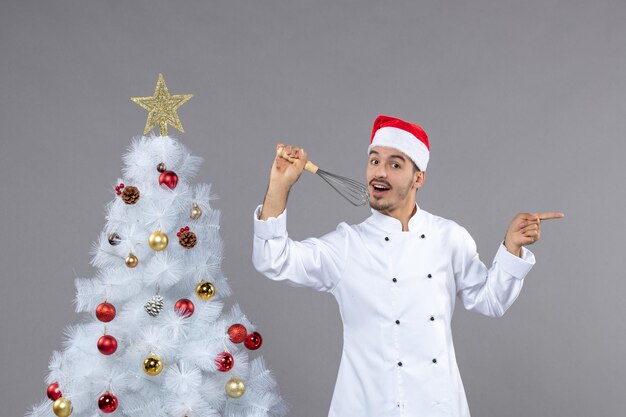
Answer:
top-left (378, 203), bottom-right (418, 232)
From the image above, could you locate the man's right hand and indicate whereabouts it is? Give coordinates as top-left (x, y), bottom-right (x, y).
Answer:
top-left (269, 143), bottom-right (308, 190)
top-left (260, 143), bottom-right (308, 220)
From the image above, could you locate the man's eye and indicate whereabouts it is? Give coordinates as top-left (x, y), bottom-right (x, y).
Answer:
top-left (392, 163), bottom-right (400, 168)
top-left (370, 160), bottom-right (378, 165)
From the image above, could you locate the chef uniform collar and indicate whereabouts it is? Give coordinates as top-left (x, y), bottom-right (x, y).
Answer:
top-left (367, 203), bottom-right (426, 234)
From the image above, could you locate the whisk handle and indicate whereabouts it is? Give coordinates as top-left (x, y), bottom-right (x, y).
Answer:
top-left (276, 145), bottom-right (319, 174)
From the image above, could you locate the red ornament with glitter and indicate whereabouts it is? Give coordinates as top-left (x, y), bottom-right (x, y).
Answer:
top-left (244, 331), bottom-right (263, 350)
top-left (114, 183), bottom-right (125, 195)
top-left (98, 392), bottom-right (118, 413)
top-left (96, 302), bottom-right (116, 322)
top-left (227, 324), bottom-right (247, 344)
top-left (159, 171), bottom-right (178, 189)
top-left (174, 298), bottom-right (195, 317)
top-left (215, 351), bottom-right (234, 372)
top-left (47, 382), bottom-right (62, 401)
top-left (97, 335), bottom-right (118, 355)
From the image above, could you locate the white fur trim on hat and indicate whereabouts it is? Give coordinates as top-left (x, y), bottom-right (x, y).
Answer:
top-left (368, 127), bottom-right (429, 171)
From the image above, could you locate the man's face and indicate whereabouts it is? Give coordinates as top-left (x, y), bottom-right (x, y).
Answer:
top-left (366, 146), bottom-right (424, 213)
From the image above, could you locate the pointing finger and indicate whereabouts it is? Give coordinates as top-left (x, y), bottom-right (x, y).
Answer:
top-left (536, 212), bottom-right (565, 220)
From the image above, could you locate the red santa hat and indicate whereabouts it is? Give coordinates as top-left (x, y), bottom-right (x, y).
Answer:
top-left (368, 115), bottom-right (430, 171)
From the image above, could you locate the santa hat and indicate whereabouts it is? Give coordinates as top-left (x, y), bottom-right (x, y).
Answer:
top-left (368, 115), bottom-right (430, 171)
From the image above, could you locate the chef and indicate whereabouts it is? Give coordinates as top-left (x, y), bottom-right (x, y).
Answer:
top-left (252, 115), bottom-right (563, 416)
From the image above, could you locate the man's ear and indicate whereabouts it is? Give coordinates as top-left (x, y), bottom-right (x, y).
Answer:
top-left (415, 171), bottom-right (426, 189)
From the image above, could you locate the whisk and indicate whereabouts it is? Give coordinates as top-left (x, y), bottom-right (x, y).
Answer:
top-left (276, 145), bottom-right (369, 206)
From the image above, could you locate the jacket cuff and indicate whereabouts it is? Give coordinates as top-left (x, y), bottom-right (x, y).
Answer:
top-left (493, 242), bottom-right (536, 279)
top-left (253, 204), bottom-right (288, 240)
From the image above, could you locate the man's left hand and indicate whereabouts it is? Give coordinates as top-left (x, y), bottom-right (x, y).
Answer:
top-left (504, 212), bottom-right (565, 257)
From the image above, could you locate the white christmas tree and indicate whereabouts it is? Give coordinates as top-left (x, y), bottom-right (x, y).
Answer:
top-left (26, 75), bottom-right (288, 417)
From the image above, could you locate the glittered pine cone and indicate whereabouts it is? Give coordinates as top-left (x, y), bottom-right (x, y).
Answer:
top-left (178, 230), bottom-right (197, 249)
top-left (122, 186), bottom-right (140, 205)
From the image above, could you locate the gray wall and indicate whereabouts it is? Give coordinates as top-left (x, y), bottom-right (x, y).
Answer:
top-left (2, 1), bottom-right (624, 416)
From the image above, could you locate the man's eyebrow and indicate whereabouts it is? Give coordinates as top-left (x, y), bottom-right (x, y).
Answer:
top-left (368, 150), bottom-right (406, 162)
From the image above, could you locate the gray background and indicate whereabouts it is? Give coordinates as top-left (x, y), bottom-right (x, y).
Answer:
top-left (1, 1), bottom-right (624, 416)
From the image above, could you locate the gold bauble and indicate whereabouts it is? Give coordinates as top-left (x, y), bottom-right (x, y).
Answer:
top-left (190, 203), bottom-right (202, 220)
top-left (195, 281), bottom-right (216, 301)
top-left (143, 354), bottom-right (163, 376)
top-left (148, 230), bottom-right (169, 251)
top-left (225, 377), bottom-right (246, 398)
top-left (52, 397), bottom-right (73, 417)
top-left (125, 253), bottom-right (139, 268)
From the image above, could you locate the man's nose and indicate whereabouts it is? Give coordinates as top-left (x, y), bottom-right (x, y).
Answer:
top-left (373, 163), bottom-right (387, 178)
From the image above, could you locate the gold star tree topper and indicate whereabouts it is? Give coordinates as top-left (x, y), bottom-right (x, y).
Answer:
top-left (131, 74), bottom-right (193, 136)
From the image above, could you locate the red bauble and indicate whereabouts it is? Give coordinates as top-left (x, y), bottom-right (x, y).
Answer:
top-left (227, 323), bottom-right (247, 344)
top-left (215, 352), bottom-right (234, 372)
top-left (47, 382), bottom-right (62, 400)
top-left (97, 335), bottom-right (118, 355)
top-left (159, 170), bottom-right (179, 190)
top-left (98, 392), bottom-right (118, 413)
top-left (174, 298), bottom-right (195, 317)
top-left (244, 331), bottom-right (263, 350)
top-left (96, 302), bottom-right (116, 322)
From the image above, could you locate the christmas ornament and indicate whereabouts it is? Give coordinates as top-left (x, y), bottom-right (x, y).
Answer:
top-left (47, 382), bottom-right (62, 401)
top-left (190, 202), bottom-right (202, 220)
top-left (98, 392), bottom-right (118, 413)
top-left (225, 377), bottom-right (246, 398)
top-left (159, 170), bottom-right (179, 190)
top-left (97, 335), bottom-right (118, 355)
top-left (107, 232), bottom-right (121, 245)
top-left (96, 302), bottom-right (116, 322)
top-left (174, 298), bottom-right (195, 317)
top-left (148, 230), bottom-right (169, 251)
top-left (157, 162), bottom-right (166, 173)
top-left (144, 294), bottom-right (165, 317)
top-left (121, 185), bottom-right (140, 205)
top-left (195, 281), bottom-right (216, 301)
top-left (52, 397), bottom-right (72, 417)
top-left (227, 324), bottom-right (247, 344)
top-left (215, 351), bottom-right (234, 372)
top-left (114, 183), bottom-right (125, 196)
top-left (177, 226), bottom-right (197, 248)
top-left (143, 354), bottom-right (163, 376)
top-left (131, 73), bottom-right (193, 136)
top-left (125, 252), bottom-right (139, 268)
top-left (244, 331), bottom-right (263, 350)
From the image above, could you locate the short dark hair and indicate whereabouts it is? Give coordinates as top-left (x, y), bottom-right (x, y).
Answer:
top-left (412, 161), bottom-right (420, 173)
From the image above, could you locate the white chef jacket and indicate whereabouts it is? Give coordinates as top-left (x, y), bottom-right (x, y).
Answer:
top-left (252, 203), bottom-right (535, 417)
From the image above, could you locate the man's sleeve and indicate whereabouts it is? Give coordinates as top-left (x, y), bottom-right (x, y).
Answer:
top-left (252, 204), bottom-right (348, 292)
top-left (453, 226), bottom-right (536, 317)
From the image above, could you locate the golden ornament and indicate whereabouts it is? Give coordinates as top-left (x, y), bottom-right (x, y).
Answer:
top-left (131, 73), bottom-right (193, 136)
top-left (195, 281), bottom-right (216, 301)
top-left (52, 397), bottom-right (73, 417)
top-left (125, 252), bottom-right (139, 268)
top-left (225, 377), bottom-right (246, 398)
top-left (190, 203), bottom-right (202, 220)
top-left (143, 354), bottom-right (163, 376)
top-left (148, 230), bottom-right (169, 251)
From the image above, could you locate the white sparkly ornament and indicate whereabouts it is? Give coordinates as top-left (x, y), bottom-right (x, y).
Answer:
top-left (144, 294), bottom-right (165, 317)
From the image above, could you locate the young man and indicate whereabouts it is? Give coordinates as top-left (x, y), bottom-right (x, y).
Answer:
top-left (252, 115), bottom-right (563, 417)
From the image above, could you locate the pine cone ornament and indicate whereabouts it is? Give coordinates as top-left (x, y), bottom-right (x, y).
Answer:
top-left (122, 186), bottom-right (141, 205)
top-left (144, 295), bottom-right (164, 317)
top-left (177, 226), bottom-right (197, 249)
